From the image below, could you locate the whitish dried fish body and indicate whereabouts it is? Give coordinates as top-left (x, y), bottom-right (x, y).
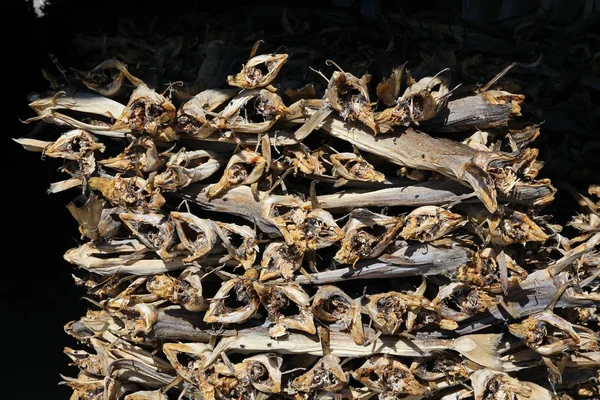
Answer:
top-left (208, 149), bottom-right (267, 199)
top-left (119, 212), bottom-right (177, 261)
top-left (454, 247), bottom-right (528, 293)
top-left (73, 59), bottom-right (143, 97)
top-left (215, 89), bottom-right (288, 133)
top-left (147, 267), bottom-right (205, 311)
top-left (176, 88), bottom-right (238, 139)
top-left (410, 352), bottom-right (469, 382)
top-left (334, 209), bottom-right (403, 265)
top-left (327, 69), bottom-right (378, 134)
top-left (204, 278), bottom-right (260, 324)
top-left (508, 310), bottom-right (598, 356)
top-left (292, 355), bottom-right (347, 393)
top-left (67, 195), bottom-right (105, 240)
top-left (89, 176), bottom-right (165, 211)
top-left (214, 222), bottom-right (258, 270)
top-left (154, 150), bottom-right (222, 191)
top-left (44, 129), bottom-right (105, 176)
top-left (227, 53), bottom-right (288, 89)
top-left (432, 283), bottom-right (497, 323)
top-left (259, 242), bottom-right (304, 281)
top-left (99, 136), bottom-right (163, 173)
top-left (400, 206), bottom-right (465, 242)
top-left (362, 291), bottom-right (431, 334)
top-left (253, 282), bottom-right (315, 336)
top-left (311, 285), bottom-right (365, 345)
top-left (330, 152), bottom-right (385, 186)
top-left (170, 212), bottom-right (218, 263)
top-left (470, 369), bottom-right (554, 400)
top-left (271, 143), bottom-right (324, 175)
top-left (352, 356), bottom-right (425, 396)
top-left (115, 85), bottom-right (177, 141)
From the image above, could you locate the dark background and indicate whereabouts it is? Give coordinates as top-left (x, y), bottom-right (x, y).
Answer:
top-left (4, 0), bottom-right (597, 398)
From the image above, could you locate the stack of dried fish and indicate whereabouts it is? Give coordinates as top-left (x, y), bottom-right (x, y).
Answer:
top-left (16, 24), bottom-right (598, 400)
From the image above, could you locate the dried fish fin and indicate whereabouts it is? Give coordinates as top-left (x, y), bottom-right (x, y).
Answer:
top-left (67, 194), bottom-right (105, 240)
top-left (376, 64), bottom-right (405, 106)
top-left (13, 138), bottom-right (52, 152)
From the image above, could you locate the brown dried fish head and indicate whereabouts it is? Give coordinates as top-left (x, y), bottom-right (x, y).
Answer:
top-left (116, 85), bottom-right (177, 139)
top-left (363, 291), bottom-right (426, 334)
top-left (311, 285), bottom-right (364, 344)
top-left (89, 176), bottom-right (165, 211)
top-left (292, 355), bottom-right (347, 393)
top-left (238, 354), bottom-right (283, 394)
top-left (154, 150), bottom-right (221, 191)
top-left (455, 248), bottom-right (528, 292)
top-left (45, 129), bottom-right (105, 176)
top-left (163, 342), bottom-right (212, 387)
top-left (204, 278), bottom-right (260, 324)
top-left (400, 206), bottom-right (465, 242)
top-left (490, 211), bottom-right (549, 246)
top-left (330, 152), bottom-right (385, 185)
top-left (208, 150), bottom-right (267, 198)
top-left (172, 266), bottom-right (206, 312)
top-left (72, 59), bottom-right (143, 97)
top-left (253, 282), bottom-right (315, 336)
top-left (272, 143), bottom-right (324, 175)
top-left (263, 195), bottom-right (309, 245)
top-left (215, 222), bottom-right (259, 270)
top-left (352, 356), bottom-right (425, 395)
top-left (304, 208), bottom-right (344, 250)
top-left (99, 136), bottom-right (163, 173)
top-left (227, 53), bottom-right (288, 89)
top-left (259, 242), bottom-right (304, 281)
top-left (171, 212), bottom-right (218, 263)
top-left (176, 88), bottom-right (238, 138)
top-left (432, 282), bottom-right (496, 322)
top-left (471, 369), bottom-right (533, 400)
top-left (327, 70), bottom-right (378, 134)
top-left (217, 89), bottom-right (288, 133)
top-left (119, 212), bottom-right (177, 261)
top-left (411, 352), bottom-right (469, 382)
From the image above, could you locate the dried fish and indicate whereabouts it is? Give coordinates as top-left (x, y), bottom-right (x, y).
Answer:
top-left (311, 285), bottom-right (365, 345)
top-left (227, 53), bottom-right (288, 89)
top-left (154, 149), bottom-right (222, 191)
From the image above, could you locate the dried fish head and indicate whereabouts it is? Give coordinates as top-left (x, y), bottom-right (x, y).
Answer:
top-left (176, 88), bottom-right (238, 139)
top-left (99, 136), bottom-right (163, 173)
top-left (485, 148), bottom-right (539, 195)
top-left (147, 267), bottom-right (205, 311)
top-left (259, 242), bottom-right (304, 281)
top-left (227, 53), bottom-right (288, 89)
top-left (489, 211), bottom-right (548, 246)
top-left (376, 65), bottom-right (405, 107)
top-left (238, 354), bottom-right (283, 393)
top-left (263, 195), bottom-right (309, 245)
top-left (73, 59), bottom-right (143, 97)
top-left (171, 212), bottom-right (218, 263)
top-left (215, 222), bottom-right (258, 270)
top-left (330, 152), bottom-right (385, 186)
top-left (411, 352), bottom-right (469, 382)
top-left (115, 85), bottom-right (177, 140)
top-left (311, 285), bottom-right (364, 344)
top-left (204, 278), bottom-right (260, 324)
top-left (89, 176), bottom-right (165, 211)
top-left (400, 206), bottom-right (465, 242)
top-left (272, 143), bottom-right (324, 175)
top-left (352, 356), bottom-right (425, 395)
top-left (304, 208), bottom-right (344, 250)
top-left (64, 347), bottom-right (105, 376)
top-left (471, 369), bottom-right (533, 400)
top-left (292, 355), bottom-right (347, 393)
top-left (432, 282), bottom-right (496, 322)
top-left (163, 342), bottom-right (212, 388)
top-left (67, 195), bottom-right (105, 240)
top-left (208, 149), bottom-right (267, 198)
top-left (154, 150), bottom-right (222, 191)
top-left (508, 310), bottom-right (591, 356)
top-left (45, 129), bottom-right (105, 176)
top-left (253, 282), bottom-right (315, 336)
top-left (362, 291), bottom-right (427, 334)
top-left (216, 89), bottom-right (288, 133)
top-left (119, 212), bottom-right (177, 261)
top-left (327, 69), bottom-right (378, 134)
top-left (455, 248), bottom-right (528, 293)
top-left (334, 209), bottom-right (402, 265)
top-left (480, 90), bottom-right (525, 116)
